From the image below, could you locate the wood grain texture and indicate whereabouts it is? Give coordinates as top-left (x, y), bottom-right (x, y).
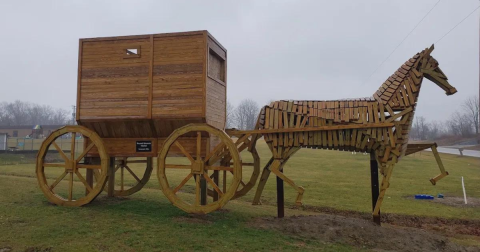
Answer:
top-left (251, 45), bottom-right (456, 218)
top-left (77, 31), bottom-right (227, 141)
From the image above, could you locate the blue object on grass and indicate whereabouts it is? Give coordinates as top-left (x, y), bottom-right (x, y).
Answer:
top-left (437, 193), bottom-right (444, 198)
top-left (414, 194), bottom-right (434, 200)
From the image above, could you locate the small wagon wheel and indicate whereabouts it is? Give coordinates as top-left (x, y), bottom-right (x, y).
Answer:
top-left (158, 123), bottom-right (242, 214)
top-left (103, 157), bottom-right (153, 197)
top-left (207, 135), bottom-right (260, 200)
top-left (36, 125), bottom-right (108, 207)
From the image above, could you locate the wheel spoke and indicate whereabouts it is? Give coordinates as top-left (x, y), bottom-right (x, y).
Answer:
top-left (196, 132), bottom-right (202, 161)
top-left (173, 173), bottom-right (193, 194)
top-left (234, 134), bottom-right (250, 146)
top-left (75, 171), bottom-right (93, 193)
top-left (165, 164), bottom-right (192, 169)
top-left (49, 171), bottom-right (67, 190)
top-left (207, 166), bottom-right (233, 172)
top-left (124, 160), bottom-right (147, 164)
top-left (115, 164), bottom-right (121, 172)
top-left (195, 174), bottom-right (201, 206)
top-left (207, 148), bottom-right (231, 166)
top-left (93, 170), bottom-right (100, 181)
top-left (240, 180), bottom-right (246, 187)
top-left (223, 170), bottom-right (227, 193)
top-left (75, 142), bottom-right (95, 163)
top-left (68, 172), bottom-right (74, 201)
top-left (204, 142), bottom-right (225, 165)
top-left (70, 133), bottom-right (76, 161)
top-left (77, 164), bottom-right (102, 169)
top-left (175, 141), bottom-right (195, 163)
top-left (120, 166), bottom-right (124, 191)
top-left (52, 142), bottom-right (69, 162)
top-left (124, 165), bottom-right (141, 183)
top-left (43, 163), bottom-right (65, 168)
top-left (203, 172), bottom-right (223, 197)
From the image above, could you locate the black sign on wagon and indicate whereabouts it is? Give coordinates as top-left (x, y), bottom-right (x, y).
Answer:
top-left (136, 141), bottom-right (152, 152)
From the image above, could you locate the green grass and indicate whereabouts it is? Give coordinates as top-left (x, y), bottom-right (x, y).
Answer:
top-left (0, 141), bottom-right (479, 251)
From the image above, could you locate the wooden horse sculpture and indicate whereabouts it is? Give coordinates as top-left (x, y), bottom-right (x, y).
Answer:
top-left (251, 45), bottom-right (457, 218)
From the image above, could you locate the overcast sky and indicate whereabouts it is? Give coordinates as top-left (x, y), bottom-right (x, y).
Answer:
top-left (0, 0), bottom-right (478, 121)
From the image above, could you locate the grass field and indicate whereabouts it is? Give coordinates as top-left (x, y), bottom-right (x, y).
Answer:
top-left (0, 140), bottom-right (479, 251)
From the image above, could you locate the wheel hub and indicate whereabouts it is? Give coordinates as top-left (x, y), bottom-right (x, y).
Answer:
top-left (191, 160), bottom-right (205, 174)
top-left (65, 160), bottom-right (76, 173)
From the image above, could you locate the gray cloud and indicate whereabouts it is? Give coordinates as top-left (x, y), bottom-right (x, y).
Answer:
top-left (0, 0), bottom-right (477, 121)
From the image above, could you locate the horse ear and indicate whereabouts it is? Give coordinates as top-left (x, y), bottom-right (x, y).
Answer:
top-left (426, 44), bottom-right (434, 55)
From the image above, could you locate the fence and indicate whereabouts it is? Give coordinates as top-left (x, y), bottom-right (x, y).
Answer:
top-left (6, 137), bottom-right (85, 152)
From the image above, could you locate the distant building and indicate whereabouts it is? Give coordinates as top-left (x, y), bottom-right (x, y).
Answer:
top-left (0, 125), bottom-right (64, 138)
top-left (0, 133), bottom-right (6, 150)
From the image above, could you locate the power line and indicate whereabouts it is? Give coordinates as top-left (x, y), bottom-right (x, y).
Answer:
top-left (360, 0), bottom-right (441, 87)
top-left (435, 5), bottom-right (480, 44)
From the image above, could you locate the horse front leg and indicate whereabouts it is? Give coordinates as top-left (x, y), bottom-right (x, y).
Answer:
top-left (269, 159), bottom-right (305, 206)
top-left (373, 162), bottom-right (395, 217)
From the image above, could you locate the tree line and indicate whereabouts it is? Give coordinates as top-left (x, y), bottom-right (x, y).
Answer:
top-left (409, 95), bottom-right (479, 140)
top-left (226, 99), bottom-right (260, 130)
top-left (0, 100), bottom-right (70, 126)
top-left (2, 95), bottom-right (478, 141)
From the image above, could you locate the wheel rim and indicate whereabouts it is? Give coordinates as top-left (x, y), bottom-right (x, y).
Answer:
top-left (208, 136), bottom-right (260, 200)
top-left (105, 157), bottom-right (153, 197)
top-left (36, 125), bottom-right (108, 207)
top-left (158, 124), bottom-right (242, 214)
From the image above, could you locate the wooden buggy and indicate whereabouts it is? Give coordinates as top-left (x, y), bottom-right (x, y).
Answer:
top-left (36, 31), bottom-right (452, 219)
top-left (36, 31), bottom-right (261, 214)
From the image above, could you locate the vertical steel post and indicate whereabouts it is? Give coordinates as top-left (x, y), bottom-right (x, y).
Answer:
top-left (370, 152), bottom-right (381, 225)
top-left (277, 167), bottom-right (285, 218)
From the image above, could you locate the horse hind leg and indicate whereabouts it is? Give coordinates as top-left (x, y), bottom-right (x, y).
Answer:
top-left (252, 157), bottom-right (274, 205)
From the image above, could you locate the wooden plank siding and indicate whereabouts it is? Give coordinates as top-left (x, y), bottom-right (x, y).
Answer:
top-left (76, 31), bottom-right (227, 155)
top-left (205, 35), bottom-right (227, 130)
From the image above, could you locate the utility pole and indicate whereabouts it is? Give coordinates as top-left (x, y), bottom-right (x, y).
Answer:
top-left (72, 105), bottom-right (76, 125)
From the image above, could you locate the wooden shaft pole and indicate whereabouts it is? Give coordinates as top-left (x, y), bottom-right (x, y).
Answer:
top-left (107, 157), bottom-right (115, 197)
top-left (370, 152), bottom-right (380, 225)
top-left (276, 165), bottom-right (285, 218)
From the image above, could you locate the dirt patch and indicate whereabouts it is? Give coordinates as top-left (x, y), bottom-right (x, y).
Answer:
top-left (25, 247), bottom-right (52, 252)
top-left (251, 215), bottom-right (478, 252)
top-left (173, 214), bottom-right (213, 225)
top-left (299, 205), bottom-right (480, 237)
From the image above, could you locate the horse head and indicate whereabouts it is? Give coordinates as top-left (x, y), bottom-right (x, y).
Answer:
top-left (418, 44), bottom-right (457, 96)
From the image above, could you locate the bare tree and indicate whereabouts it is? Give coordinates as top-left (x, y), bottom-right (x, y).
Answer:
top-left (225, 101), bottom-right (236, 129)
top-left (234, 99), bottom-right (259, 130)
top-left (446, 112), bottom-right (473, 137)
top-left (462, 95), bottom-right (479, 136)
top-left (0, 100), bottom-right (69, 126)
top-left (412, 116), bottom-right (429, 140)
top-left (427, 120), bottom-right (443, 140)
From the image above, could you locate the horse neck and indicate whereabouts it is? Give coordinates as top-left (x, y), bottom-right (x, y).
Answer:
top-left (374, 53), bottom-right (427, 111)
top-left (373, 52), bottom-right (429, 156)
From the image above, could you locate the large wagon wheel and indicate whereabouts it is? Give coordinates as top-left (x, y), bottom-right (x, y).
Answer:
top-left (36, 125), bottom-right (108, 207)
top-left (158, 124), bottom-right (242, 214)
top-left (104, 157), bottom-right (153, 197)
top-left (207, 136), bottom-right (260, 200)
